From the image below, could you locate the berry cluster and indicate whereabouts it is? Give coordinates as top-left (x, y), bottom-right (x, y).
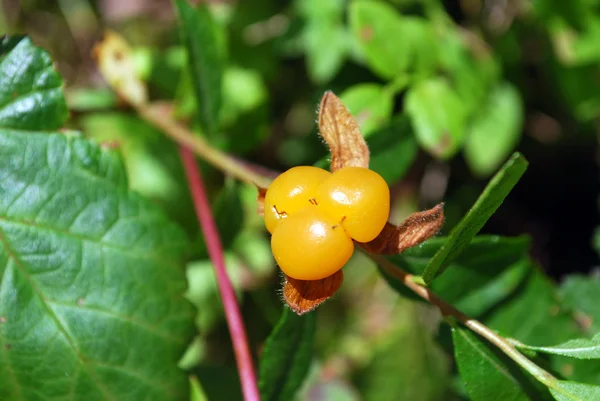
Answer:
top-left (264, 166), bottom-right (390, 280)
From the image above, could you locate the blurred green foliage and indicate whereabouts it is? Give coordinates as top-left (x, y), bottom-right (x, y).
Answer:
top-left (2, 0), bottom-right (600, 400)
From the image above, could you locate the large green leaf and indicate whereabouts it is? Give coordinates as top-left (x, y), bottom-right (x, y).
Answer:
top-left (0, 36), bottom-right (68, 130)
top-left (259, 308), bottom-right (316, 401)
top-left (549, 381), bottom-right (600, 401)
top-left (0, 131), bottom-right (195, 400)
top-left (173, 0), bottom-right (223, 136)
top-left (464, 83), bottom-right (524, 177)
top-left (421, 153), bottom-right (528, 284)
top-left (405, 77), bottom-right (468, 159)
top-left (452, 326), bottom-right (536, 401)
top-left (514, 333), bottom-right (600, 359)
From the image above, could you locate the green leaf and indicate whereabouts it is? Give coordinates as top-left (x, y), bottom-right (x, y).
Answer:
top-left (549, 380), bottom-right (600, 401)
top-left (560, 274), bottom-right (600, 333)
top-left (421, 152), bottom-right (528, 284)
top-left (173, 0), bottom-right (223, 136)
top-left (189, 376), bottom-right (208, 401)
top-left (0, 35), bottom-right (68, 130)
top-left (259, 308), bottom-right (316, 401)
top-left (357, 303), bottom-right (450, 401)
top-left (367, 115), bottom-right (418, 184)
top-left (452, 326), bottom-right (535, 401)
top-left (514, 333), bottom-right (600, 359)
top-left (348, 1), bottom-right (437, 79)
top-left (465, 83), bottom-right (524, 176)
top-left (0, 131), bottom-right (195, 400)
top-left (339, 83), bottom-right (394, 137)
top-left (303, 21), bottom-right (349, 84)
top-left (405, 77), bottom-right (468, 159)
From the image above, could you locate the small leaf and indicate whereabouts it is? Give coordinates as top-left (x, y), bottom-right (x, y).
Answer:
top-left (283, 271), bottom-right (343, 315)
top-left (190, 376), bottom-right (209, 401)
top-left (422, 152), bottom-right (528, 284)
top-left (405, 77), bottom-right (468, 159)
top-left (549, 380), bottom-right (600, 401)
top-left (452, 326), bottom-right (534, 401)
top-left (259, 308), bottom-right (316, 401)
top-left (465, 83), bottom-right (524, 176)
top-left (303, 21), bottom-right (349, 84)
top-left (339, 83), bottom-right (394, 136)
top-left (93, 31), bottom-right (148, 106)
top-left (174, 0), bottom-right (223, 136)
top-left (318, 91), bottom-right (370, 171)
top-left (0, 35), bottom-right (68, 129)
top-left (348, 1), bottom-right (437, 79)
top-left (514, 332), bottom-right (600, 359)
top-left (362, 203), bottom-right (444, 254)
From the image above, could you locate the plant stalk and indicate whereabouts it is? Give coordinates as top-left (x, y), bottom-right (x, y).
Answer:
top-left (370, 253), bottom-right (560, 390)
top-left (179, 146), bottom-right (261, 401)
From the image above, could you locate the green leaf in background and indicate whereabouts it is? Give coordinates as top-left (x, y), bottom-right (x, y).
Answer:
top-left (340, 83), bottom-right (394, 137)
top-left (452, 326), bottom-right (536, 401)
top-left (560, 274), bottom-right (600, 333)
top-left (421, 152), bottom-right (528, 284)
top-left (174, 0), bottom-right (223, 136)
top-left (514, 332), bottom-right (600, 359)
top-left (405, 77), bottom-right (468, 159)
top-left (366, 115), bottom-right (418, 184)
top-left (349, 1), bottom-right (407, 79)
top-left (0, 36), bottom-right (68, 130)
top-left (348, 1), bottom-right (437, 79)
top-left (357, 302), bottom-right (451, 401)
top-left (0, 131), bottom-right (195, 401)
top-left (303, 21), bottom-right (349, 84)
top-left (465, 83), bottom-right (524, 177)
top-left (190, 376), bottom-right (209, 401)
top-left (549, 380), bottom-right (600, 401)
top-left (259, 308), bottom-right (316, 401)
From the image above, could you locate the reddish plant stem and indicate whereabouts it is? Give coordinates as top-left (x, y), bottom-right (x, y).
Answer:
top-left (179, 146), bottom-right (260, 401)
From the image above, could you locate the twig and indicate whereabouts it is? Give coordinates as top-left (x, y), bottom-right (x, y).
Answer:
top-left (370, 253), bottom-right (561, 391)
top-left (139, 104), bottom-right (272, 188)
top-left (179, 146), bottom-right (261, 401)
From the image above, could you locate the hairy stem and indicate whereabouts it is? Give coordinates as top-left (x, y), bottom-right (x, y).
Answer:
top-left (370, 253), bottom-right (560, 390)
top-left (140, 103), bottom-right (273, 188)
top-left (180, 147), bottom-right (261, 401)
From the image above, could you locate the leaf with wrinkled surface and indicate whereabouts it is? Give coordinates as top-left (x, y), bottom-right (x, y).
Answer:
top-left (422, 152), bottom-right (528, 284)
top-left (0, 35), bottom-right (68, 130)
top-left (0, 131), bottom-right (195, 401)
top-left (259, 308), bottom-right (316, 401)
top-left (318, 91), bottom-right (370, 171)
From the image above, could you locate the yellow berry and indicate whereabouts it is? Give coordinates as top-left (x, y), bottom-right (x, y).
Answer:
top-left (316, 167), bottom-right (390, 243)
top-left (264, 166), bottom-right (331, 234)
top-left (270, 207), bottom-right (354, 280)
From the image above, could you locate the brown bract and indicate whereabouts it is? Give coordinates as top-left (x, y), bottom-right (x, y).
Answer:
top-left (258, 91), bottom-right (445, 315)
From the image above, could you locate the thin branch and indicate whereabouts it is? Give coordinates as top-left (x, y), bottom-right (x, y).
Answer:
top-left (139, 103), bottom-right (273, 188)
top-left (370, 253), bottom-right (560, 391)
top-left (179, 146), bottom-right (261, 401)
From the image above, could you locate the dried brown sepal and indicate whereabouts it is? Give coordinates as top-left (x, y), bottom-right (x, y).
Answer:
top-left (256, 186), bottom-right (267, 217)
top-left (93, 31), bottom-right (148, 106)
top-left (318, 91), bottom-right (370, 172)
top-left (283, 271), bottom-right (343, 315)
top-left (362, 203), bottom-right (445, 254)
